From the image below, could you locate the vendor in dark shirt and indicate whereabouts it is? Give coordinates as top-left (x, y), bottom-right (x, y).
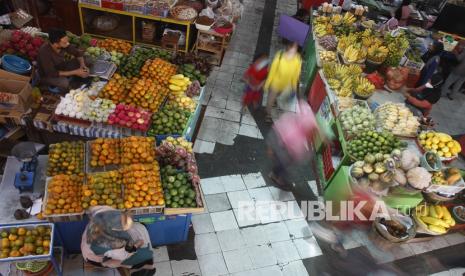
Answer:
top-left (37, 28), bottom-right (89, 93)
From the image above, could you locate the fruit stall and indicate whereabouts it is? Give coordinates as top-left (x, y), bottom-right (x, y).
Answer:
top-left (0, 135), bottom-right (204, 257)
top-left (304, 3), bottom-right (465, 242)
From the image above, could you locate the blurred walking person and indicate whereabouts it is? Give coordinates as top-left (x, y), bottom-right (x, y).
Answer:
top-left (267, 100), bottom-right (332, 190)
top-left (264, 41), bottom-right (302, 122)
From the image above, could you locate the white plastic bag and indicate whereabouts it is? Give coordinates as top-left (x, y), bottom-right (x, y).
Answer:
top-left (207, 0), bottom-right (218, 8)
top-left (200, 7), bottom-right (215, 18)
top-left (163, 28), bottom-right (186, 46)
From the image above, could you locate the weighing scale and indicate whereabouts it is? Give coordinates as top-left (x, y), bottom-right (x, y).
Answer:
top-left (11, 142), bottom-right (38, 192)
top-left (89, 60), bottom-right (117, 80)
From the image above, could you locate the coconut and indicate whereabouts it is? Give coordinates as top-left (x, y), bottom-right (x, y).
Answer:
top-left (374, 162), bottom-right (386, 174)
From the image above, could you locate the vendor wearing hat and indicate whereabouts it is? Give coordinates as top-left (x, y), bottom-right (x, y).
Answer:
top-left (37, 28), bottom-right (90, 93)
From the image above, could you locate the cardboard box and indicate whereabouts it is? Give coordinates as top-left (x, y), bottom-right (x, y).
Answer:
top-left (0, 109), bottom-right (25, 127)
top-left (0, 70), bottom-right (32, 112)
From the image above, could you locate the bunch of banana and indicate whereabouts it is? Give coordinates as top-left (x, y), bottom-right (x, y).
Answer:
top-left (360, 28), bottom-right (373, 39)
top-left (342, 12), bottom-right (356, 25)
top-left (337, 77), bottom-right (353, 97)
top-left (343, 45), bottom-right (359, 62)
top-left (383, 31), bottom-right (410, 67)
top-left (353, 76), bottom-right (375, 98)
top-left (362, 36), bottom-right (382, 48)
top-left (327, 79), bottom-right (341, 90)
top-left (169, 74), bottom-right (192, 93)
top-left (322, 63), bottom-right (336, 79)
top-left (331, 14), bottom-right (343, 25)
top-left (334, 64), bottom-right (349, 79)
top-left (337, 33), bottom-right (358, 52)
top-left (416, 204), bottom-right (455, 234)
top-left (367, 45), bottom-right (389, 63)
top-left (374, 103), bottom-right (419, 136)
top-left (346, 64), bottom-right (363, 75)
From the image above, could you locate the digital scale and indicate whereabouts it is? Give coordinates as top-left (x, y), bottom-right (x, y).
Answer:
top-left (11, 142), bottom-right (38, 192)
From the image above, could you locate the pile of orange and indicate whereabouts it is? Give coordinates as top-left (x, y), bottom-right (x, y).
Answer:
top-left (97, 38), bottom-right (132, 54)
top-left (0, 226), bottom-right (52, 258)
top-left (121, 162), bottom-right (164, 209)
top-left (121, 136), bottom-right (156, 165)
top-left (126, 78), bottom-right (169, 112)
top-left (90, 138), bottom-right (121, 167)
top-left (47, 141), bottom-right (85, 177)
top-left (82, 171), bottom-right (124, 210)
top-left (99, 73), bottom-right (133, 103)
top-left (44, 175), bottom-right (83, 216)
top-left (140, 58), bottom-right (177, 86)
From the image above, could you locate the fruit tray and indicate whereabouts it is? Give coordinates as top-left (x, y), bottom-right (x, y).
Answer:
top-left (0, 223), bottom-right (55, 263)
top-left (164, 174), bottom-right (206, 215)
top-left (46, 142), bottom-right (86, 177)
top-left (85, 140), bottom-right (121, 173)
top-left (42, 177), bottom-right (85, 223)
top-left (415, 132), bottom-right (458, 163)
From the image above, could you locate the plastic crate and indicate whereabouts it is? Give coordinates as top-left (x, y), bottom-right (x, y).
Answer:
top-left (134, 213), bottom-right (192, 246)
top-left (42, 177), bottom-right (85, 223)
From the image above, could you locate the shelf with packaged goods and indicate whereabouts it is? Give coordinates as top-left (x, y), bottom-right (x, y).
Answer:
top-left (78, 3), bottom-right (194, 52)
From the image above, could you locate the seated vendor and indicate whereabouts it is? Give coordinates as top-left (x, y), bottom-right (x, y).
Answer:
top-left (403, 72), bottom-right (443, 118)
top-left (81, 206), bottom-right (155, 276)
top-left (37, 28), bottom-right (90, 93)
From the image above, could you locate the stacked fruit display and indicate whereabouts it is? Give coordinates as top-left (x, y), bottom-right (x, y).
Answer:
top-left (98, 38), bottom-right (132, 54)
top-left (85, 98), bottom-right (117, 123)
top-left (44, 175), bottom-right (83, 215)
top-left (161, 165), bottom-right (198, 208)
top-left (148, 106), bottom-right (191, 135)
top-left (121, 136), bottom-right (156, 165)
top-left (418, 131), bottom-right (462, 159)
top-left (339, 104), bottom-right (375, 138)
top-left (119, 47), bottom-right (168, 78)
top-left (0, 30), bottom-right (44, 61)
top-left (347, 130), bottom-right (406, 161)
top-left (107, 104), bottom-right (151, 131)
top-left (121, 162), bottom-right (164, 209)
top-left (0, 225), bottom-right (52, 258)
top-left (374, 103), bottom-right (419, 137)
top-left (319, 50), bottom-right (337, 62)
top-left (82, 171), bottom-right (124, 209)
top-left (318, 35), bottom-right (337, 51)
top-left (89, 138), bottom-right (121, 168)
top-left (55, 89), bottom-right (90, 119)
top-left (415, 204), bottom-right (455, 234)
top-left (140, 58), bottom-right (178, 86)
top-left (168, 74), bottom-right (192, 93)
top-left (126, 78), bottom-right (169, 112)
top-left (157, 137), bottom-right (197, 174)
top-left (337, 33), bottom-right (358, 53)
top-left (323, 63), bottom-right (363, 97)
top-left (47, 141), bottom-right (85, 177)
top-left (353, 76), bottom-right (375, 98)
top-left (432, 168), bottom-right (463, 185)
top-left (67, 32), bottom-right (94, 49)
top-left (313, 16), bottom-right (334, 38)
top-left (350, 152), bottom-right (397, 193)
top-left (167, 74), bottom-right (197, 112)
top-left (99, 73), bottom-right (133, 103)
top-left (383, 32), bottom-right (409, 67)
top-left (177, 63), bottom-right (207, 86)
top-left (186, 81), bottom-right (201, 98)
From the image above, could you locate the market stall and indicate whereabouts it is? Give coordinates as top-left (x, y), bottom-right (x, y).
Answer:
top-left (305, 3), bottom-right (465, 243)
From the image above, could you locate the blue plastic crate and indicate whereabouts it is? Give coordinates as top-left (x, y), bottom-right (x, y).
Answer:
top-left (133, 214), bottom-right (192, 246)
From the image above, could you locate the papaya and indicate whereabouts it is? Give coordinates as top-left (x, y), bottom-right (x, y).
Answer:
top-left (446, 173), bottom-right (461, 185)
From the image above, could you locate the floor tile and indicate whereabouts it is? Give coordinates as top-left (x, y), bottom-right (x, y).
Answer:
top-left (221, 174), bottom-right (246, 192)
top-left (241, 225), bottom-right (270, 246)
top-left (195, 233), bottom-right (221, 256)
top-left (170, 260), bottom-right (201, 276)
top-left (264, 222), bottom-right (291, 243)
top-left (193, 139), bottom-right (216, 154)
top-left (198, 253), bottom-right (229, 276)
top-left (227, 190), bottom-right (253, 209)
top-left (281, 260), bottom-right (308, 276)
top-left (293, 237), bottom-right (323, 259)
top-left (221, 120), bottom-right (240, 134)
top-left (205, 106), bottom-right (225, 120)
top-left (268, 186), bottom-right (295, 202)
top-left (153, 246), bottom-right (169, 262)
top-left (197, 126), bottom-right (220, 142)
top-left (444, 232), bottom-right (465, 245)
top-left (307, 181), bottom-right (319, 197)
top-left (240, 114), bottom-right (257, 126)
top-left (388, 243), bottom-right (415, 260)
top-left (63, 254), bottom-right (85, 276)
top-left (216, 131), bottom-right (236, 145)
top-left (429, 236), bottom-right (450, 250)
top-left (223, 109), bottom-right (241, 122)
top-left (211, 210), bottom-right (239, 232)
top-left (209, 98), bottom-right (227, 109)
top-left (255, 265), bottom-right (283, 276)
top-left (201, 177), bottom-right (225, 195)
top-left (232, 270), bottom-right (260, 276)
top-left (226, 99), bottom-right (243, 112)
top-left (223, 248), bottom-right (254, 273)
top-left (238, 124), bottom-right (261, 139)
top-left (154, 261), bottom-right (173, 276)
top-left (192, 213), bottom-right (215, 234)
top-left (205, 193), bottom-right (232, 213)
top-left (202, 116), bottom-right (223, 130)
top-left (408, 240), bottom-right (434, 255)
top-left (341, 230), bottom-right (362, 250)
top-left (280, 201), bottom-right (305, 220)
top-left (271, 240), bottom-right (301, 264)
top-left (285, 219), bottom-right (312, 239)
top-left (217, 229), bottom-right (247, 251)
top-left (248, 244), bottom-right (278, 269)
top-left (242, 173), bottom-right (267, 189)
top-left (234, 205), bottom-right (261, 227)
top-left (248, 187), bottom-right (274, 204)
top-left (256, 203), bottom-right (283, 224)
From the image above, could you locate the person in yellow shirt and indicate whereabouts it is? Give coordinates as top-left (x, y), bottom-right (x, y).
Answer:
top-left (264, 42), bottom-right (302, 121)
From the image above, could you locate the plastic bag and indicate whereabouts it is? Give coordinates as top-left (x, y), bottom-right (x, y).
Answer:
top-left (163, 28), bottom-right (186, 46)
top-left (207, 0), bottom-right (219, 8)
top-left (199, 7), bottom-right (215, 18)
